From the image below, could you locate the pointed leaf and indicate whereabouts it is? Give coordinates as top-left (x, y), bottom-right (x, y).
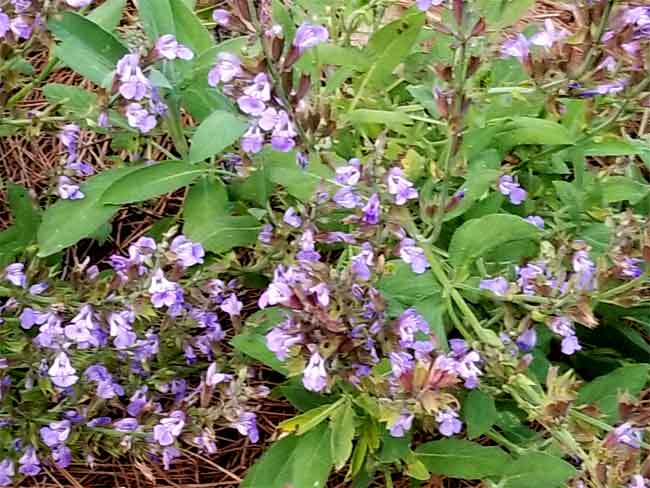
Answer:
top-left (101, 161), bottom-right (209, 204)
top-left (500, 452), bottom-right (576, 488)
top-left (183, 177), bottom-right (229, 237)
top-left (416, 439), bottom-right (511, 479)
top-left (330, 400), bottom-right (356, 470)
top-left (188, 110), bottom-right (248, 163)
top-left (462, 389), bottom-right (498, 439)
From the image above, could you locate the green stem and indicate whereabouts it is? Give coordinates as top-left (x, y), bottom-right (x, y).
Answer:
top-left (6, 55), bottom-right (59, 108)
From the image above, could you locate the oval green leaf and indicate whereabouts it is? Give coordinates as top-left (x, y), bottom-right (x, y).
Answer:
top-left (188, 110), bottom-right (248, 163)
top-left (416, 439), bottom-right (511, 479)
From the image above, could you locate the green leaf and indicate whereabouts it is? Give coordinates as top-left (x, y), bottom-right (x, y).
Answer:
top-left (48, 12), bottom-right (127, 86)
top-left (241, 423), bottom-right (333, 488)
top-left (42, 84), bottom-right (98, 119)
top-left (364, 12), bottom-right (425, 87)
top-left (581, 223), bottom-right (612, 257)
top-left (183, 176), bottom-right (229, 237)
top-left (499, 117), bottom-right (574, 148)
top-left (170, 0), bottom-right (214, 56)
top-left (137, 0), bottom-right (175, 40)
top-left (478, 0), bottom-right (535, 28)
top-left (416, 439), bottom-right (511, 479)
top-left (260, 149), bottom-right (334, 202)
top-left (462, 390), bottom-right (498, 439)
top-left (330, 400), bottom-right (356, 470)
top-left (6, 183), bottom-right (40, 253)
top-left (448, 214), bottom-right (542, 268)
top-left (86, 0), bottom-right (126, 30)
top-left (37, 165), bottom-right (141, 257)
top-left (188, 110), bottom-right (248, 163)
top-left (231, 332), bottom-right (288, 374)
top-left (378, 260), bottom-right (441, 305)
top-left (577, 364), bottom-right (650, 422)
top-left (601, 176), bottom-right (650, 205)
top-left (186, 215), bottom-right (259, 253)
top-left (581, 137), bottom-right (643, 156)
top-left (377, 434), bottom-right (410, 464)
top-left (279, 399), bottom-right (344, 435)
top-left (278, 378), bottom-right (334, 411)
top-left (500, 452), bottom-right (576, 488)
top-left (101, 161), bottom-right (209, 205)
top-left (413, 297), bottom-right (447, 352)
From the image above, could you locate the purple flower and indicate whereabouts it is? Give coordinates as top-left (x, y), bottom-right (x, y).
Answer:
top-left (113, 418), bottom-right (139, 433)
top-left (436, 408), bottom-right (462, 437)
top-left (244, 73), bottom-right (271, 101)
top-left (51, 445), bottom-right (71, 469)
top-left (572, 249), bottom-right (596, 291)
top-left (58, 176), bottom-right (84, 200)
top-left (362, 193), bottom-right (381, 224)
top-left (296, 229), bottom-right (321, 262)
top-left (208, 52), bottom-right (242, 86)
top-left (389, 410), bottom-right (414, 437)
top-left (479, 276), bottom-right (509, 296)
top-left (498, 175), bottom-right (527, 205)
top-left (396, 308), bottom-right (430, 349)
top-left (293, 23), bottom-right (329, 52)
top-left (549, 316), bottom-right (581, 355)
top-left (154, 34), bottom-right (193, 60)
top-left (213, 8), bottom-right (230, 26)
top-left (333, 187), bottom-right (361, 209)
top-left (194, 431), bottom-right (217, 454)
top-left (153, 411), bottom-right (185, 446)
top-left (19, 308), bottom-right (39, 331)
top-left (283, 207), bottom-right (302, 228)
top-left (241, 125), bottom-right (264, 153)
top-left (416, 0), bottom-right (444, 10)
top-left (0, 11), bottom-right (9, 38)
top-left (266, 320), bottom-right (303, 361)
top-left (18, 446), bottom-right (40, 476)
top-left (11, 0), bottom-right (31, 13)
top-left (389, 351), bottom-right (414, 378)
top-left (629, 475), bottom-right (648, 488)
top-left (238, 95), bottom-right (266, 115)
top-left (4, 263), bottom-right (26, 287)
top-left (48, 352), bottom-right (78, 388)
top-left (516, 261), bottom-right (548, 295)
top-left (162, 446), bottom-right (181, 470)
top-left (170, 235), bottom-right (204, 267)
top-left (335, 159), bottom-right (361, 186)
top-left (303, 347), bottom-right (328, 392)
top-left (578, 80), bottom-right (626, 98)
top-left (270, 111), bottom-right (297, 152)
top-left (206, 362), bottom-right (231, 386)
top-left (232, 412), bottom-right (259, 443)
top-left (398, 238), bottom-right (429, 274)
top-left (386, 168), bottom-right (418, 205)
top-left (125, 103), bottom-right (157, 133)
top-left (524, 215), bottom-right (545, 229)
top-left (220, 293), bottom-right (243, 317)
top-left (611, 422), bottom-right (642, 448)
top-left (148, 269), bottom-right (184, 309)
top-left (109, 310), bottom-right (137, 349)
top-left (619, 257), bottom-right (643, 279)
top-left (40, 420), bottom-right (71, 447)
top-left (531, 19), bottom-right (567, 48)
top-left (116, 54), bottom-right (151, 101)
top-left (501, 34), bottom-right (530, 60)
top-left (65, 0), bottom-right (93, 6)
top-left (0, 459), bottom-right (14, 486)
top-left (309, 283), bottom-right (330, 307)
top-left (516, 328), bottom-right (537, 352)
top-left (258, 224), bottom-right (273, 244)
top-left (446, 340), bottom-right (482, 388)
top-left (127, 387), bottom-right (148, 416)
top-left (10, 16), bottom-right (31, 39)
top-left (350, 243), bottom-right (374, 281)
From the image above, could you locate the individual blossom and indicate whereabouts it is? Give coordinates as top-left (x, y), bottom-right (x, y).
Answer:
top-left (10, 16), bottom-right (31, 39)
top-left (127, 387), bottom-right (148, 417)
top-left (266, 319), bottom-right (303, 361)
top-left (18, 446), bottom-right (40, 476)
top-left (333, 187), bottom-right (361, 209)
top-left (40, 420), bottom-right (71, 447)
top-left (549, 316), bottom-right (581, 355)
top-left (498, 175), bottom-right (527, 205)
top-left (0, 11), bottom-right (9, 38)
top-left (335, 159), bottom-right (361, 186)
top-left (283, 207), bottom-right (302, 228)
top-left (436, 408), bottom-right (462, 436)
top-left (58, 176), bottom-right (84, 200)
top-left (501, 34), bottom-right (530, 60)
top-left (194, 431), bottom-right (217, 454)
top-left (154, 34), bottom-right (193, 60)
top-left (48, 352), bottom-right (79, 388)
top-left (296, 229), bottom-right (321, 262)
top-left (65, 0), bottom-right (93, 7)
top-left (241, 125), bottom-right (264, 153)
top-left (148, 269), bottom-right (184, 309)
top-left (303, 347), bottom-right (328, 392)
top-left (244, 72), bottom-right (271, 101)
top-left (258, 267), bottom-right (295, 308)
top-left (398, 238), bottom-right (429, 274)
top-left (108, 310), bottom-right (137, 349)
top-left (51, 445), bottom-right (72, 469)
top-left (618, 256), bottom-right (643, 279)
top-left (350, 243), bottom-right (374, 281)
top-left (531, 19), bottom-right (567, 48)
top-left (153, 411), bottom-right (185, 446)
top-left (170, 235), bottom-right (204, 268)
top-left (516, 328), bottom-right (537, 352)
top-left (607, 422), bottom-right (642, 449)
top-left (11, 0), bottom-right (31, 13)
top-left (572, 248), bottom-right (596, 291)
top-left (205, 362), bottom-right (231, 386)
top-left (4, 263), bottom-right (26, 288)
top-left (238, 95), bottom-right (266, 115)
top-left (212, 8), bottom-right (229, 27)
top-left (362, 193), bottom-right (381, 225)
top-left (232, 412), bottom-right (259, 443)
top-left (447, 339), bottom-right (482, 388)
top-left (396, 309), bottom-right (430, 349)
top-left (29, 282), bottom-right (48, 295)
top-left (578, 80), bottom-right (626, 98)
top-left (480, 276), bottom-right (509, 296)
top-left (386, 168), bottom-right (418, 205)
top-left (389, 410), bottom-right (414, 437)
top-left (293, 23), bottom-right (329, 52)
top-left (258, 224), bottom-right (273, 244)
top-left (125, 103), bottom-right (157, 133)
top-left (115, 54), bottom-right (150, 101)
top-left (113, 418), bottom-right (139, 433)
top-left (220, 294), bottom-right (243, 317)
top-left (162, 446), bottom-right (181, 470)
top-left (524, 215), bottom-right (545, 229)
top-left (270, 112), bottom-right (298, 152)
top-left (208, 52), bottom-right (242, 86)
top-left (516, 261), bottom-right (548, 295)
top-left (0, 459), bottom-right (13, 486)
top-left (629, 475), bottom-right (649, 488)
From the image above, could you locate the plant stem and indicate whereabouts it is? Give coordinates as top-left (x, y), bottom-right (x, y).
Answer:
top-left (6, 55), bottom-right (59, 108)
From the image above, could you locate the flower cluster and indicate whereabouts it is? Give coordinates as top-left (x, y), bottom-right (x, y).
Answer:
top-left (0, 232), bottom-right (266, 485)
top-left (56, 124), bottom-right (95, 200)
